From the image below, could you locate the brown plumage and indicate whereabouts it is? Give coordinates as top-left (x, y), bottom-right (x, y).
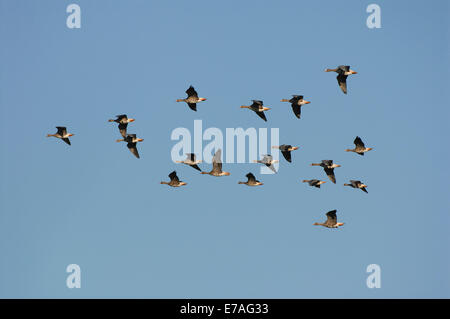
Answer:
top-left (272, 144), bottom-right (299, 163)
top-left (345, 136), bottom-right (373, 156)
top-left (116, 134), bottom-right (144, 158)
top-left (325, 65), bottom-right (357, 94)
top-left (302, 179), bottom-right (326, 188)
top-left (176, 86), bottom-right (207, 111)
top-left (47, 126), bottom-right (74, 145)
top-left (314, 210), bottom-right (344, 228)
top-left (200, 149), bottom-right (230, 177)
top-left (280, 95), bottom-right (311, 119)
top-left (344, 180), bottom-right (368, 193)
top-left (160, 171), bottom-right (187, 187)
top-left (240, 100), bottom-right (270, 121)
top-left (238, 173), bottom-right (263, 186)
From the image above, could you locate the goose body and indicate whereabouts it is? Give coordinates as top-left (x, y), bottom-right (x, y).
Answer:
top-left (344, 180), bottom-right (368, 193)
top-left (272, 144), bottom-right (299, 163)
top-left (201, 149), bottom-right (230, 177)
top-left (253, 154), bottom-right (278, 173)
top-left (238, 173), bottom-right (263, 186)
top-left (161, 171), bottom-right (187, 187)
top-left (240, 100), bottom-right (270, 121)
top-left (310, 160), bottom-right (341, 183)
top-left (116, 134), bottom-right (144, 158)
top-left (176, 86), bottom-right (207, 111)
top-left (325, 65), bottom-right (357, 94)
top-left (302, 179), bottom-right (326, 188)
top-left (314, 210), bottom-right (344, 228)
top-left (176, 153), bottom-right (202, 171)
top-left (280, 95), bottom-right (311, 119)
top-left (346, 136), bottom-right (373, 156)
top-left (47, 126), bottom-right (74, 145)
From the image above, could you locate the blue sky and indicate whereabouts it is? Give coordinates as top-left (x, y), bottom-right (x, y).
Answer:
top-left (0, 0), bottom-right (449, 298)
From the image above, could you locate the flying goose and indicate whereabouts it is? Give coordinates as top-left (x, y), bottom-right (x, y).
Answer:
top-left (200, 149), bottom-right (230, 176)
top-left (325, 65), bottom-right (357, 94)
top-left (310, 160), bottom-right (341, 184)
top-left (176, 153), bottom-right (202, 172)
top-left (160, 171), bottom-right (187, 187)
top-left (47, 126), bottom-right (74, 145)
top-left (240, 100), bottom-right (270, 121)
top-left (302, 179), bottom-right (326, 188)
top-left (238, 173), bottom-right (263, 186)
top-left (346, 136), bottom-right (373, 156)
top-left (344, 180), bottom-right (368, 193)
top-left (314, 210), bottom-right (344, 228)
top-left (280, 95), bottom-right (311, 119)
top-left (116, 134), bottom-right (144, 158)
top-left (108, 114), bottom-right (135, 138)
top-left (253, 154), bottom-right (278, 173)
top-left (176, 86), bottom-right (207, 111)
top-left (272, 144), bottom-right (299, 163)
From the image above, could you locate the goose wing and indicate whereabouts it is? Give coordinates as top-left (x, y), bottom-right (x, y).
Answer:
top-left (169, 171), bottom-right (179, 182)
top-left (324, 167), bottom-right (336, 183)
top-left (325, 210), bottom-right (338, 226)
top-left (186, 86), bottom-right (198, 98)
top-left (56, 126), bottom-right (67, 136)
top-left (127, 142), bottom-right (140, 158)
top-left (337, 73), bottom-right (348, 94)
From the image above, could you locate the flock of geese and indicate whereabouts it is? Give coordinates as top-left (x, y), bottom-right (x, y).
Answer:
top-left (47, 65), bottom-right (371, 229)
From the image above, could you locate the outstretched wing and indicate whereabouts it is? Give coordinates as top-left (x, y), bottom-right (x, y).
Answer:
top-left (186, 153), bottom-right (196, 162)
top-left (281, 150), bottom-right (292, 163)
top-left (324, 167), bottom-right (336, 183)
top-left (212, 149), bottom-right (223, 173)
top-left (254, 109), bottom-right (267, 121)
top-left (251, 100), bottom-right (263, 107)
top-left (187, 103), bottom-right (197, 111)
top-left (191, 164), bottom-right (202, 172)
top-left (291, 104), bottom-right (301, 119)
top-left (246, 173), bottom-right (256, 182)
top-left (116, 114), bottom-right (127, 120)
top-left (118, 123), bottom-right (128, 138)
top-left (337, 73), bottom-right (348, 94)
top-left (169, 171), bottom-right (179, 182)
top-left (186, 86), bottom-right (198, 98)
top-left (325, 210), bottom-right (337, 226)
top-left (127, 142), bottom-right (140, 158)
top-left (62, 138), bottom-right (71, 145)
top-left (354, 136), bottom-right (365, 149)
top-left (56, 126), bottom-right (67, 136)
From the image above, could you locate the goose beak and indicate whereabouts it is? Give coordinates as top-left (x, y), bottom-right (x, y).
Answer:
top-left (199, 98), bottom-right (207, 101)
top-left (137, 138), bottom-right (144, 142)
top-left (361, 184), bottom-right (367, 188)
top-left (351, 70), bottom-right (357, 74)
top-left (69, 134), bottom-right (74, 137)
top-left (304, 101), bottom-right (311, 104)
top-left (291, 146), bottom-right (299, 151)
top-left (263, 107), bottom-right (270, 111)
top-left (336, 164), bottom-right (341, 167)
top-left (129, 118), bottom-right (135, 122)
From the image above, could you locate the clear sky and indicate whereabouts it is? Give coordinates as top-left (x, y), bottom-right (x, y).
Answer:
top-left (0, 0), bottom-right (449, 298)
